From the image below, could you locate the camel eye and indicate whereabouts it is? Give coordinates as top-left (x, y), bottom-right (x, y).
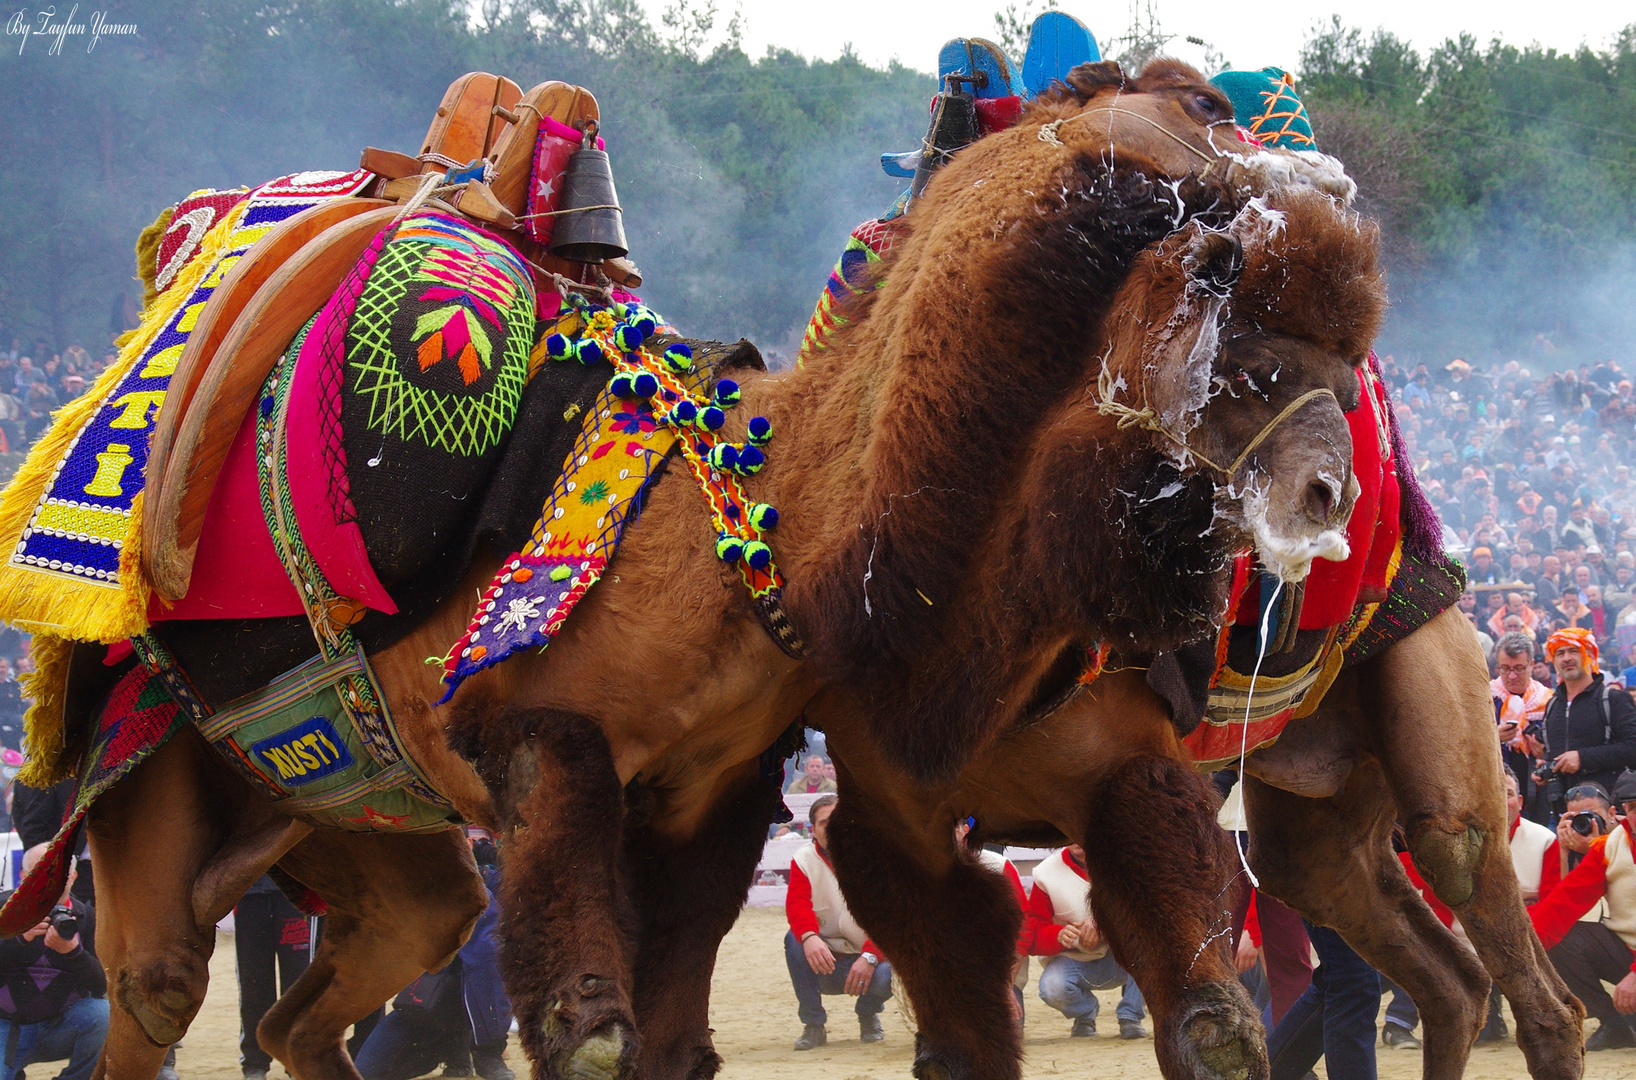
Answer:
top-left (1195, 93), bottom-right (1222, 116)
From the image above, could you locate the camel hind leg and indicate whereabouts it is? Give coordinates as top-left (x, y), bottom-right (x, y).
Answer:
top-left (1366, 606), bottom-right (1583, 1079)
top-left (623, 760), bottom-right (785, 1080)
top-left (258, 827), bottom-right (489, 1080)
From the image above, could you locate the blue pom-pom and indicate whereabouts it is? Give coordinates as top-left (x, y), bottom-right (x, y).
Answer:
top-left (632, 372), bottom-right (659, 398)
top-left (634, 315), bottom-right (657, 337)
top-left (662, 344), bottom-right (694, 373)
top-left (613, 325), bottom-right (643, 352)
top-left (749, 502), bottom-right (779, 531)
top-left (545, 333), bottom-right (573, 360)
top-left (715, 533), bottom-right (744, 563)
top-left (708, 444), bottom-right (740, 472)
top-left (746, 416), bottom-right (772, 445)
top-left (610, 373), bottom-right (637, 398)
top-left (612, 302), bottom-right (631, 320)
top-left (743, 540), bottom-right (773, 570)
top-left (576, 339), bottom-right (604, 366)
top-left (713, 379), bottom-right (741, 407)
top-left (734, 445), bottom-right (766, 474)
top-left (259, 396), bottom-right (275, 418)
top-left (699, 405), bottom-right (726, 431)
top-left (724, 502), bottom-right (742, 520)
top-left (666, 400), bottom-right (698, 426)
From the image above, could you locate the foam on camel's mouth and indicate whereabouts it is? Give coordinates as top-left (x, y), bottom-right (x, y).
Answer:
top-left (1233, 476), bottom-right (1353, 584)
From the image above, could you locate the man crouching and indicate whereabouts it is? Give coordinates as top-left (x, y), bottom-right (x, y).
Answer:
top-left (784, 795), bottom-right (893, 1049)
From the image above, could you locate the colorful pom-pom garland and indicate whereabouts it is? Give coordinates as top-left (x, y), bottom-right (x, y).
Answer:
top-left (549, 295), bottom-right (785, 596)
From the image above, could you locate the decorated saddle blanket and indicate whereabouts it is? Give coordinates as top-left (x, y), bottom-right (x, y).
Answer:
top-left (0, 170), bottom-right (378, 643)
top-left (153, 205), bottom-right (572, 624)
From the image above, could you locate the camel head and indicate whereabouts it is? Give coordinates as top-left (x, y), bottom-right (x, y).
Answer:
top-left (1094, 188), bottom-right (1383, 585)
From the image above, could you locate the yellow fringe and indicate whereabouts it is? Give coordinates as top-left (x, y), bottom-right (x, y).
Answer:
top-left (0, 199), bottom-right (250, 644)
top-left (134, 205), bottom-right (175, 311)
top-left (18, 634), bottom-right (75, 786)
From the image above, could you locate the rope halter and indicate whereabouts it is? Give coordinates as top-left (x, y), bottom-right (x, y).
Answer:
top-left (1093, 363), bottom-right (1339, 479)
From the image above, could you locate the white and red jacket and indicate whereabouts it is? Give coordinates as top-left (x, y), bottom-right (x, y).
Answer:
top-left (787, 842), bottom-right (878, 957)
top-left (1531, 818), bottom-right (1636, 972)
top-left (1023, 848), bottom-right (1106, 961)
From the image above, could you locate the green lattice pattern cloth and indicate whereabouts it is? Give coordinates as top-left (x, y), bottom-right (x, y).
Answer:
top-left (346, 228), bottom-right (533, 457)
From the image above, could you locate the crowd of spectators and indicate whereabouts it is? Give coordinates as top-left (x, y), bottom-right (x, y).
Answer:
top-left (0, 332), bottom-right (114, 456)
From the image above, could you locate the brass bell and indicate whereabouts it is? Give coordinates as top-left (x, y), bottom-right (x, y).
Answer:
top-left (549, 120), bottom-right (629, 263)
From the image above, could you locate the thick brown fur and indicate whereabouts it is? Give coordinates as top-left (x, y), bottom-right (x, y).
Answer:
top-left (815, 670), bottom-right (1265, 1080)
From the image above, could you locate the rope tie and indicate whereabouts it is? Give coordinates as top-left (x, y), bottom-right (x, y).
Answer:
top-left (1093, 364), bottom-right (1338, 478)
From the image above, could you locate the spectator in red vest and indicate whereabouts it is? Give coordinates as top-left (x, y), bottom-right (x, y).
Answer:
top-left (1023, 845), bottom-right (1146, 1039)
top-left (784, 795), bottom-right (892, 1050)
top-left (1529, 770), bottom-right (1636, 1050)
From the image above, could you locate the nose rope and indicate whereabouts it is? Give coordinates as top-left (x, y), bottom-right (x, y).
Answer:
top-left (1093, 365), bottom-right (1339, 479)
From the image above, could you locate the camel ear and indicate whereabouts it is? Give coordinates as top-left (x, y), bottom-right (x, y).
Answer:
top-left (1063, 61), bottom-right (1127, 102)
top-left (1186, 231), bottom-right (1243, 298)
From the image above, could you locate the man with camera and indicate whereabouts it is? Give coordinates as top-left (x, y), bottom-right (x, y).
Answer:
top-left (0, 850), bottom-right (108, 1080)
top-left (1524, 628), bottom-right (1636, 816)
top-left (1530, 771), bottom-right (1636, 1050)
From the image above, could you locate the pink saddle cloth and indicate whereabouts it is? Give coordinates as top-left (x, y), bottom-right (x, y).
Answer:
top-left (148, 329), bottom-right (397, 623)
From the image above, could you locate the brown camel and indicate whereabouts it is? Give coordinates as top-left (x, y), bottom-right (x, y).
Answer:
top-left (79, 60), bottom-right (1362, 1080)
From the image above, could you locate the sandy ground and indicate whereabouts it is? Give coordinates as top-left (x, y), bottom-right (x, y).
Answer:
top-left (172, 907), bottom-right (1634, 1080)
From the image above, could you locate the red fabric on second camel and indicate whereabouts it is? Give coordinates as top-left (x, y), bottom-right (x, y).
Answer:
top-left (785, 852), bottom-right (878, 957)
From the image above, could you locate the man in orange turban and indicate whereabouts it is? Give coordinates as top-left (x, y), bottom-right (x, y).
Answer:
top-left (1545, 627), bottom-right (1600, 677)
top-left (1526, 626), bottom-right (1636, 810)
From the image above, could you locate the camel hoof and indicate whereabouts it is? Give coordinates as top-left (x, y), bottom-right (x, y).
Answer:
top-left (1166, 985), bottom-right (1268, 1080)
top-left (554, 1022), bottom-right (634, 1080)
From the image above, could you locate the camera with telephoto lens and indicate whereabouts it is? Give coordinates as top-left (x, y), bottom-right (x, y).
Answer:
top-left (1564, 810), bottom-right (1606, 837)
top-left (1533, 758), bottom-right (1566, 812)
top-left (48, 905), bottom-right (77, 941)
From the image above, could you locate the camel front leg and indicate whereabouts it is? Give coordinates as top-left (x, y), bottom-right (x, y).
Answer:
top-left (1243, 748), bottom-right (1489, 1080)
top-left (822, 733), bottom-right (1021, 1080)
top-left (622, 760), bottom-right (785, 1080)
top-left (1366, 605), bottom-right (1584, 1080)
top-left (1080, 753), bottom-right (1266, 1080)
top-left (499, 711), bottom-right (636, 1080)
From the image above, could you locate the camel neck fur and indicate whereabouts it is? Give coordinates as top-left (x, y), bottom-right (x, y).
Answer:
top-left (729, 143), bottom-right (1237, 780)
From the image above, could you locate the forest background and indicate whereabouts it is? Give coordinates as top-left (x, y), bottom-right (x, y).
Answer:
top-left (2, 0), bottom-right (1634, 366)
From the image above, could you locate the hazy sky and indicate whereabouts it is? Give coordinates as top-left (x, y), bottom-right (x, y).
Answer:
top-left (648, 1), bottom-right (1634, 75)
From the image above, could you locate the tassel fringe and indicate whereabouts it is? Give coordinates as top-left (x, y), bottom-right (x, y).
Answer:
top-left (0, 200), bottom-right (249, 645)
top-left (18, 634), bottom-right (75, 786)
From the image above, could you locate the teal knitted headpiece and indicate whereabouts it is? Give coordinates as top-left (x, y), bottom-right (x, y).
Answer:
top-left (1210, 66), bottom-right (1316, 151)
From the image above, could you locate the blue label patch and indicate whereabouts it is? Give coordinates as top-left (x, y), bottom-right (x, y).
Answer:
top-left (251, 716), bottom-right (354, 786)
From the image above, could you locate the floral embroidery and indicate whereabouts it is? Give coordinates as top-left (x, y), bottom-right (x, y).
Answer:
top-left (612, 402), bottom-right (656, 434)
top-left (579, 479), bottom-right (611, 505)
top-left (496, 596), bottom-right (543, 633)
